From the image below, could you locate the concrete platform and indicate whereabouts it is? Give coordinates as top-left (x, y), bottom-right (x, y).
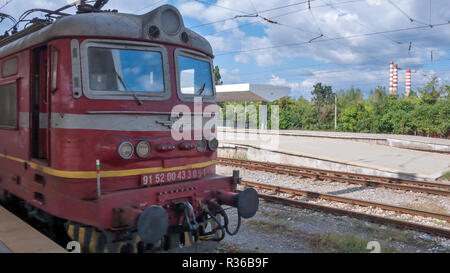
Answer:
top-left (218, 130), bottom-right (450, 181)
top-left (0, 207), bottom-right (66, 253)
top-left (218, 128), bottom-right (450, 153)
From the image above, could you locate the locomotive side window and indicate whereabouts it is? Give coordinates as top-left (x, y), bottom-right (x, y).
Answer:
top-left (0, 82), bottom-right (17, 128)
top-left (2, 57), bottom-right (18, 77)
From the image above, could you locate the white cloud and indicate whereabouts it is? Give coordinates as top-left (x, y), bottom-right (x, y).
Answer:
top-left (269, 75), bottom-right (299, 88)
top-left (4, 0), bottom-right (447, 95)
top-left (204, 35), bottom-right (231, 51)
top-left (220, 68), bottom-right (242, 84)
top-left (267, 75), bottom-right (300, 97)
top-left (234, 54), bottom-right (250, 64)
top-left (367, 0), bottom-right (382, 6)
top-left (185, 0), bottom-right (450, 67)
top-left (180, 0), bottom-right (449, 94)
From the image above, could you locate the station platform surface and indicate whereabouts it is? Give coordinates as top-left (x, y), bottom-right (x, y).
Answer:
top-left (0, 206), bottom-right (66, 253)
top-left (218, 128), bottom-right (450, 153)
top-left (264, 130), bottom-right (450, 145)
top-left (218, 129), bottom-right (450, 181)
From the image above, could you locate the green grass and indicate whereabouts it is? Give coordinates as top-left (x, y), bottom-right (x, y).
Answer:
top-left (215, 242), bottom-right (260, 253)
top-left (432, 219), bottom-right (447, 227)
top-left (401, 202), bottom-right (448, 214)
top-left (351, 221), bottom-right (437, 249)
top-left (352, 221), bottom-right (381, 233)
top-left (438, 171), bottom-right (450, 181)
top-left (231, 154), bottom-right (248, 161)
top-left (247, 219), bottom-right (293, 234)
top-left (309, 233), bottom-right (398, 253)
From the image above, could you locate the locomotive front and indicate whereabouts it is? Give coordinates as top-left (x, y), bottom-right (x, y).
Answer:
top-left (41, 5), bottom-right (260, 252)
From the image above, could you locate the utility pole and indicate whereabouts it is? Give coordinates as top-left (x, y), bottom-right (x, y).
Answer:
top-left (334, 93), bottom-right (337, 130)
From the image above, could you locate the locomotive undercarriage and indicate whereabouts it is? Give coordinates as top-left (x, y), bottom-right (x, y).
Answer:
top-left (0, 172), bottom-right (258, 253)
top-left (65, 211), bottom-right (227, 253)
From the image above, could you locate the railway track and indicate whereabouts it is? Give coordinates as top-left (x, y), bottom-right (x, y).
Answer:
top-left (218, 157), bottom-right (450, 196)
top-left (238, 181), bottom-right (450, 238)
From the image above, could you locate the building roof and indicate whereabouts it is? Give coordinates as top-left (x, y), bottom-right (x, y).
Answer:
top-left (215, 83), bottom-right (291, 102)
top-left (0, 5), bottom-right (212, 58)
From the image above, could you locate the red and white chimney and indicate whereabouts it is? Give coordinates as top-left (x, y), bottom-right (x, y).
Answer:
top-left (389, 61), bottom-right (394, 94)
top-left (405, 68), bottom-right (411, 96)
top-left (392, 64), bottom-right (398, 95)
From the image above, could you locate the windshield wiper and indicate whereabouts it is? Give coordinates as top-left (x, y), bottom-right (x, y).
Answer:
top-left (197, 83), bottom-right (206, 96)
top-left (113, 69), bottom-right (143, 105)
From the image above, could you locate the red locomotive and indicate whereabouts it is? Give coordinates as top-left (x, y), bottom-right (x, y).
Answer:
top-left (0, 1), bottom-right (258, 253)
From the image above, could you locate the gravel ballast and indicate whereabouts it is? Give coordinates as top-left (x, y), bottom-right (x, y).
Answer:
top-left (217, 165), bottom-right (450, 229)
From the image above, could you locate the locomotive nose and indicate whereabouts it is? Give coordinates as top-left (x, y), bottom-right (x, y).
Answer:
top-left (217, 188), bottom-right (259, 219)
top-left (136, 206), bottom-right (169, 243)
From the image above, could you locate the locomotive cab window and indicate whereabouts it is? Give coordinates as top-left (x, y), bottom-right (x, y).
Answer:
top-left (175, 49), bottom-right (215, 102)
top-left (80, 40), bottom-right (170, 100)
top-left (88, 48), bottom-right (164, 92)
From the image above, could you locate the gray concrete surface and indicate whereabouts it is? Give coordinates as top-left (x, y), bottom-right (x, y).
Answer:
top-left (218, 128), bottom-right (450, 153)
top-left (218, 131), bottom-right (450, 181)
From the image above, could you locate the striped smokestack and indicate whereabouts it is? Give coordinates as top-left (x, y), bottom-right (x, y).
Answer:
top-left (405, 68), bottom-right (411, 96)
top-left (389, 61), bottom-right (394, 94)
top-left (392, 64), bottom-right (398, 95)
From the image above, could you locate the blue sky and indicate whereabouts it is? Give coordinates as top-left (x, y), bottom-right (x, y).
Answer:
top-left (1, 0), bottom-right (449, 99)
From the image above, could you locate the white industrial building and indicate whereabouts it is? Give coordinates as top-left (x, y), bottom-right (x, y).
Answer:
top-left (215, 83), bottom-right (291, 129)
top-left (215, 83), bottom-right (291, 102)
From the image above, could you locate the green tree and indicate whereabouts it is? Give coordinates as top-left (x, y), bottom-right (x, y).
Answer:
top-left (418, 75), bottom-right (441, 104)
top-left (338, 102), bottom-right (372, 132)
top-left (219, 76), bottom-right (449, 137)
top-left (311, 83), bottom-right (334, 129)
top-left (214, 66), bottom-right (223, 85)
top-left (311, 83), bottom-right (333, 106)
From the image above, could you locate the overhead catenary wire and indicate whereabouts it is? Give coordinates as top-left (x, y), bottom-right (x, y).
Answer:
top-left (0, 0), bottom-right (12, 11)
top-left (321, 0), bottom-right (403, 46)
top-left (132, 0), bottom-right (166, 13)
top-left (220, 45), bottom-right (450, 82)
top-left (189, 1), bottom-right (449, 91)
top-left (190, 0), bottom-right (340, 28)
top-left (199, 0), bottom-right (366, 37)
top-left (203, 0), bottom-right (373, 39)
top-left (199, 0), bottom-right (443, 63)
top-left (197, 0), bottom-right (444, 60)
top-left (243, 61), bottom-right (450, 80)
top-left (429, 0), bottom-right (432, 25)
top-left (193, 0), bottom-right (254, 15)
top-left (241, 68), bottom-right (450, 94)
top-left (317, 0), bottom-right (428, 65)
top-left (386, 0), bottom-right (432, 27)
top-left (215, 21), bottom-right (450, 56)
top-left (247, 0), bottom-right (258, 14)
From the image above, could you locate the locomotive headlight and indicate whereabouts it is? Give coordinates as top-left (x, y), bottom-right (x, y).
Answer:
top-left (196, 139), bottom-right (207, 153)
top-left (118, 142), bottom-right (134, 159)
top-left (207, 138), bottom-right (218, 151)
top-left (160, 8), bottom-right (182, 35)
top-left (136, 141), bottom-right (151, 158)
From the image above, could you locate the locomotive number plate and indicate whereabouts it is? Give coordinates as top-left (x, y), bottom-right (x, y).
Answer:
top-left (140, 167), bottom-right (209, 186)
